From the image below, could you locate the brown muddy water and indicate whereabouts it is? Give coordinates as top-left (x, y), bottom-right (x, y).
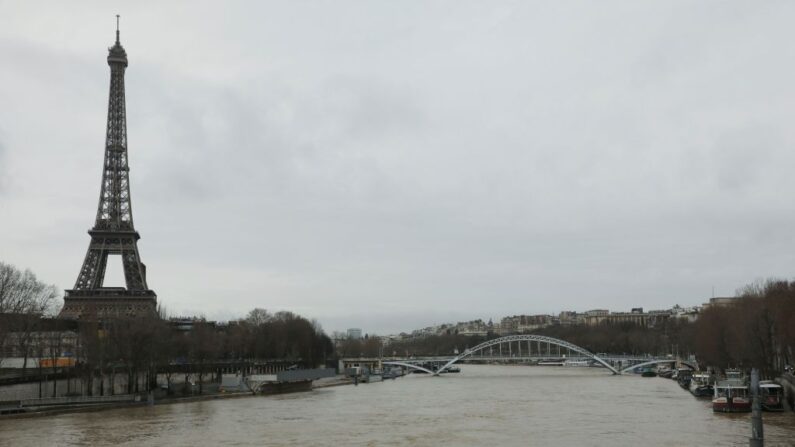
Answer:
top-left (1, 365), bottom-right (794, 446)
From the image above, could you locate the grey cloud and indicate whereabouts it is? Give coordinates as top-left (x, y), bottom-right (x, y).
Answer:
top-left (0, 137), bottom-right (6, 193)
top-left (2, 2), bottom-right (795, 334)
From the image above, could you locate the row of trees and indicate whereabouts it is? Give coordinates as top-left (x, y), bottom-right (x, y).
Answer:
top-left (378, 279), bottom-right (795, 379)
top-left (0, 262), bottom-right (334, 397)
top-left (0, 262), bottom-right (59, 370)
top-left (532, 318), bottom-right (695, 358)
top-left (223, 308), bottom-right (332, 364)
top-left (692, 279), bottom-right (795, 378)
top-left (4, 259), bottom-right (794, 389)
top-left (379, 320), bottom-right (695, 360)
top-left (70, 308), bottom-right (334, 396)
top-left (0, 308), bottom-right (333, 398)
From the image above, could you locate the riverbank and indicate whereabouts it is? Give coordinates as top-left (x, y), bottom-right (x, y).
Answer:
top-left (0, 375), bottom-right (358, 420)
top-left (3, 365), bottom-right (794, 447)
top-left (313, 376), bottom-right (354, 388)
top-left (0, 390), bottom-right (255, 420)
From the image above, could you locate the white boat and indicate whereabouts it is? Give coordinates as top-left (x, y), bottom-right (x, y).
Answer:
top-left (712, 370), bottom-right (750, 413)
top-left (538, 361), bottom-right (565, 366)
top-left (362, 373), bottom-right (383, 383)
top-left (563, 360), bottom-right (590, 367)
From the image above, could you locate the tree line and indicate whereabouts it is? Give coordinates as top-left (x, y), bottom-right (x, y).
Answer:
top-left (378, 280), bottom-right (795, 378)
top-left (377, 319), bottom-right (696, 360)
top-left (0, 262), bottom-right (59, 370)
top-left (691, 279), bottom-right (795, 378)
top-left (3, 259), bottom-right (794, 389)
top-left (0, 262), bottom-right (333, 397)
top-left (71, 308), bottom-right (333, 396)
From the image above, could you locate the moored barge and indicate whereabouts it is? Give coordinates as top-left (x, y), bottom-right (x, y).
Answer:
top-left (712, 370), bottom-right (750, 413)
top-left (760, 381), bottom-right (785, 412)
top-left (689, 372), bottom-right (714, 398)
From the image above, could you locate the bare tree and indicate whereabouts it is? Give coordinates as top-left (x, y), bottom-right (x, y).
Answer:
top-left (0, 262), bottom-right (59, 314)
top-left (188, 321), bottom-right (219, 395)
top-left (0, 262), bottom-right (59, 369)
top-left (246, 308), bottom-right (272, 326)
top-left (45, 325), bottom-right (65, 397)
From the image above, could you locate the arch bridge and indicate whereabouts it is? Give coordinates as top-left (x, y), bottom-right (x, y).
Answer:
top-left (382, 335), bottom-right (671, 376)
top-left (435, 334), bottom-right (619, 375)
top-left (619, 358), bottom-right (697, 374)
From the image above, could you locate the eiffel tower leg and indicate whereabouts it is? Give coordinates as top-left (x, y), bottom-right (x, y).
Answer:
top-left (74, 247), bottom-right (108, 290)
top-left (95, 251), bottom-right (108, 288)
top-left (121, 245), bottom-right (147, 290)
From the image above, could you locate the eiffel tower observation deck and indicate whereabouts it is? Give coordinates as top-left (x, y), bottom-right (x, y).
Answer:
top-left (60, 18), bottom-right (157, 320)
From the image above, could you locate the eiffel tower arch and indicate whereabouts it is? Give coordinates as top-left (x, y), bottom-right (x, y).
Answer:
top-left (60, 20), bottom-right (157, 320)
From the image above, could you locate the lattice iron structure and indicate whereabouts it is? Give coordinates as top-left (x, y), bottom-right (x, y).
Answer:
top-left (60, 20), bottom-right (157, 320)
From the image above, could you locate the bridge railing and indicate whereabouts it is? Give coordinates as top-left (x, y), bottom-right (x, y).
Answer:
top-left (19, 394), bottom-right (137, 407)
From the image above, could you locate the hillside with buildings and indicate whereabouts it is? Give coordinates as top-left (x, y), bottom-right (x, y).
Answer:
top-left (360, 301), bottom-right (708, 346)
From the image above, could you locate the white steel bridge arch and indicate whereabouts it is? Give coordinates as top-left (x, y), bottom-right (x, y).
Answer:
top-left (619, 359), bottom-right (695, 374)
top-left (381, 361), bottom-right (436, 375)
top-left (435, 335), bottom-right (620, 375)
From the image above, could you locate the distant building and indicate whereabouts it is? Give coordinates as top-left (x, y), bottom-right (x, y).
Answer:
top-left (0, 317), bottom-right (79, 369)
top-left (1, 330), bottom-right (79, 360)
top-left (498, 315), bottom-right (553, 334)
top-left (454, 319), bottom-right (490, 337)
top-left (458, 328), bottom-right (488, 337)
top-left (558, 311), bottom-right (583, 326)
top-left (409, 324), bottom-right (447, 338)
top-left (395, 299), bottom-right (707, 339)
top-left (166, 317), bottom-right (222, 332)
top-left (701, 297), bottom-right (738, 310)
top-left (347, 328), bottom-right (362, 340)
top-left (670, 304), bottom-right (700, 322)
top-left (584, 308), bottom-right (671, 327)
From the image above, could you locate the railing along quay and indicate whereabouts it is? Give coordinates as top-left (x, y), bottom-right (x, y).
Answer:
top-left (19, 394), bottom-right (137, 407)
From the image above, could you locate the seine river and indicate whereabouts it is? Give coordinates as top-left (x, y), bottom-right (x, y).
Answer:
top-left (2, 365), bottom-right (795, 446)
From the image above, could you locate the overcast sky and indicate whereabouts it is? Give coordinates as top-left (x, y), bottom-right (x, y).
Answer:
top-left (1, 1), bottom-right (794, 334)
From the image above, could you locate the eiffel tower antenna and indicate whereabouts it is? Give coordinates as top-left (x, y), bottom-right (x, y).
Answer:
top-left (60, 18), bottom-right (157, 320)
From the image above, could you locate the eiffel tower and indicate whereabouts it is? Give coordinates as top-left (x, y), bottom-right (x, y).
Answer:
top-left (60, 18), bottom-right (157, 320)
